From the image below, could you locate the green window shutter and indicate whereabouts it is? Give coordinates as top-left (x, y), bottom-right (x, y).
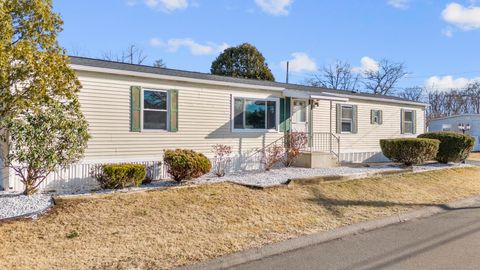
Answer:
top-left (370, 110), bottom-right (375, 124)
top-left (379, 110), bottom-right (383, 125)
top-left (280, 97), bottom-right (291, 133)
top-left (400, 109), bottom-right (405, 134)
top-left (130, 86), bottom-right (141, 132)
top-left (352, 105), bottom-right (358, 134)
top-left (412, 110), bottom-right (417, 134)
top-left (336, 104), bottom-right (342, 134)
top-left (279, 98), bottom-right (285, 132)
top-left (169, 90), bottom-right (179, 132)
top-left (285, 97), bottom-right (291, 132)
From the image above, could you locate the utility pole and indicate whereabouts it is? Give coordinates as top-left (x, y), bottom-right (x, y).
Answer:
top-left (286, 61), bottom-right (289, 84)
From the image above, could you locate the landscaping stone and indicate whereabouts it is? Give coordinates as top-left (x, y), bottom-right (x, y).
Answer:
top-left (197, 162), bottom-right (471, 188)
top-left (0, 192), bottom-right (52, 220)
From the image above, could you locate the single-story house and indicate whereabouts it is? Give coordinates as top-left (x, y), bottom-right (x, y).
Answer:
top-left (1, 57), bottom-right (428, 192)
top-left (429, 114), bottom-right (480, 151)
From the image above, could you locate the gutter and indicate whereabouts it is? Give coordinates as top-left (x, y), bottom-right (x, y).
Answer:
top-left (71, 64), bottom-right (428, 107)
top-left (70, 64), bottom-right (286, 92)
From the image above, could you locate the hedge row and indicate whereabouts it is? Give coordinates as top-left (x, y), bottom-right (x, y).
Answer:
top-left (418, 132), bottom-right (475, 163)
top-left (381, 131), bottom-right (475, 166)
top-left (380, 138), bottom-right (440, 166)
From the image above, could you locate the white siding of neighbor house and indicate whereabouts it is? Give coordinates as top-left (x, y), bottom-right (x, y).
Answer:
top-left (429, 115), bottom-right (480, 152)
top-left (312, 99), bottom-right (426, 162)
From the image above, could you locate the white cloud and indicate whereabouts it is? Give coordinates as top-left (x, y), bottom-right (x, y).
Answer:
top-left (442, 27), bottom-right (454, 37)
top-left (149, 38), bottom-right (230, 55)
top-left (131, 0), bottom-right (189, 12)
top-left (424, 75), bottom-right (480, 91)
top-left (255, 0), bottom-right (293, 16)
top-left (387, 0), bottom-right (410, 9)
top-left (352, 56), bottom-right (380, 74)
top-left (442, 2), bottom-right (480, 31)
top-left (125, 0), bottom-right (137, 6)
top-left (281, 52), bottom-right (317, 73)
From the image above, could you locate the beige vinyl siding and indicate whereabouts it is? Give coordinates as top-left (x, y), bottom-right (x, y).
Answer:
top-left (312, 99), bottom-right (425, 153)
top-left (76, 70), bottom-right (284, 161)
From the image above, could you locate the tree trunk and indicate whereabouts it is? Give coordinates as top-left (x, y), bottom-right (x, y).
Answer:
top-left (23, 176), bottom-right (37, 196)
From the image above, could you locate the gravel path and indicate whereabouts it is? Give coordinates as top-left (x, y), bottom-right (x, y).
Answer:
top-left (197, 163), bottom-right (471, 187)
top-left (0, 192), bottom-right (53, 220)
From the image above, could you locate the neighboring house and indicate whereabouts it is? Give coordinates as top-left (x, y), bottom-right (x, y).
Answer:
top-left (429, 114), bottom-right (480, 152)
top-left (0, 57), bottom-right (427, 192)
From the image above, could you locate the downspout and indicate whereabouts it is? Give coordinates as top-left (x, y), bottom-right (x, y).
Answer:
top-left (329, 100), bottom-right (333, 154)
top-left (309, 100), bottom-right (314, 149)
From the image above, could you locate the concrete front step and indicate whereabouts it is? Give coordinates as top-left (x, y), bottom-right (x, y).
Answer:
top-left (293, 151), bottom-right (339, 168)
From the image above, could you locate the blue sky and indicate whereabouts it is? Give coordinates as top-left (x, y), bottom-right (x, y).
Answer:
top-left (53, 0), bottom-right (480, 90)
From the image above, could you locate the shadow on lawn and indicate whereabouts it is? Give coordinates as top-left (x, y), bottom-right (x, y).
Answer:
top-left (306, 186), bottom-right (480, 217)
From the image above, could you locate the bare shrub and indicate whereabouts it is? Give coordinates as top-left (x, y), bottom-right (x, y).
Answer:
top-left (212, 144), bottom-right (232, 177)
top-left (262, 144), bottom-right (285, 171)
top-left (284, 132), bottom-right (308, 167)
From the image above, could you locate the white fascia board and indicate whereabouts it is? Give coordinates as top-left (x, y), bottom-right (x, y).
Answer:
top-left (282, 89), bottom-right (311, 99)
top-left (310, 94), bottom-right (349, 102)
top-left (284, 89), bottom-right (349, 102)
top-left (324, 93), bottom-right (429, 107)
top-left (70, 64), bottom-right (286, 92)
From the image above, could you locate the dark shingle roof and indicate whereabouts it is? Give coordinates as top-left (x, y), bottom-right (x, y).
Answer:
top-left (69, 56), bottom-right (427, 106)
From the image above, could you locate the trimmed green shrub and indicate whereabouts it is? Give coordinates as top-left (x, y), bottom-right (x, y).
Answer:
top-left (418, 132), bottom-right (475, 163)
top-left (91, 164), bottom-right (147, 189)
top-left (380, 138), bottom-right (440, 166)
top-left (164, 149), bottom-right (212, 182)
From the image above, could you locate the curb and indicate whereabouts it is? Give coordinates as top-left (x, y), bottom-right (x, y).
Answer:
top-left (179, 195), bottom-right (480, 270)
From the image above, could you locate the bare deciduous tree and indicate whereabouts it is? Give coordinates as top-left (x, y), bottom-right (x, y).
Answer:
top-left (308, 60), bottom-right (360, 91)
top-left (398, 86), bottom-right (425, 102)
top-left (153, 59), bottom-right (167, 68)
top-left (102, 44), bottom-right (147, 64)
top-left (363, 59), bottom-right (407, 95)
top-left (465, 81), bottom-right (480, 114)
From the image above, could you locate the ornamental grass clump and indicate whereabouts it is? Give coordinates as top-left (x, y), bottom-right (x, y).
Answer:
top-left (380, 138), bottom-right (440, 166)
top-left (163, 149), bottom-right (212, 182)
top-left (418, 132), bottom-right (475, 163)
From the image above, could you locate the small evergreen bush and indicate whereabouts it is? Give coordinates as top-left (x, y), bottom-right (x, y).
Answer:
top-left (418, 132), bottom-right (475, 163)
top-left (91, 164), bottom-right (146, 189)
top-left (164, 149), bottom-right (212, 182)
top-left (380, 138), bottom-right (440, 166)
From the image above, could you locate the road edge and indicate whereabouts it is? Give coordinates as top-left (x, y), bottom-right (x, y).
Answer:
top-left (179, 195), bottom-right (480, 270)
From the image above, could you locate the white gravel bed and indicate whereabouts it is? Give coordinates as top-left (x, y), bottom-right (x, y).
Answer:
top-left (56, 180), bottom-right (183, 197)
top-left (197, 165), bottom-right (404, 187)
top-left (56, 162), bottom-right (474, 197)
top-left (0, 192), bottom-right (52, 220)
top-left (197, 162), bottom-right (472, 187)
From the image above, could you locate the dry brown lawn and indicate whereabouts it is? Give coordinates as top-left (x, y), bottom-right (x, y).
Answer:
top-left (1, 167), bottom-right (480, 270)
top-left (468, 152), bottom-right (480, 161)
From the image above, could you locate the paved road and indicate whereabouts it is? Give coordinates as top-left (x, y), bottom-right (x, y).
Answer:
top-left (231, 202), bottom-right (480, 270)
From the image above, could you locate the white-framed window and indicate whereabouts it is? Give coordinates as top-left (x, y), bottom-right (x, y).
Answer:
top-left (232, 96), bottom-right (279, 132)
top-left (293, 99), bottom-right (307, 123)
top-left (402, 109), bottom-right (415, 134)
top-left (142, 89), bottom-right (169, 131)
top-left (341, 105), bottom-right (354, 133)
top-left (371, 109), bottom-right (383, 125)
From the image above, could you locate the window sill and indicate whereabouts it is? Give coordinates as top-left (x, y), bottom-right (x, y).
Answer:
top-left (232, 129), bottom-right (280, 134)
top-left (141, 129), bottom-right (170, 133)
